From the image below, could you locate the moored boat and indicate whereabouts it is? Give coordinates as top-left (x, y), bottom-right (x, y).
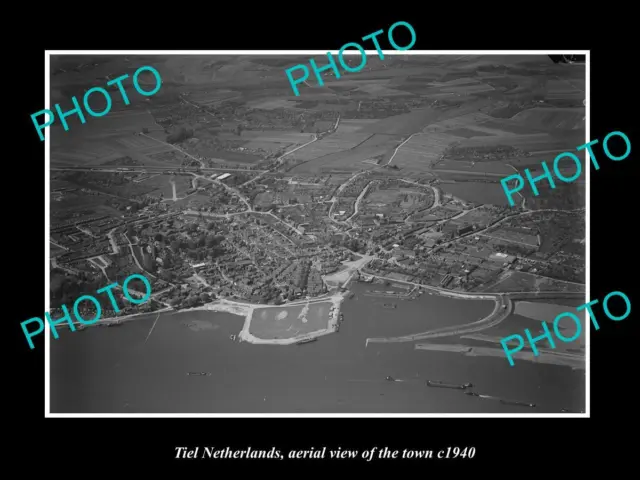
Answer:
top-left (500, 399), bottom-right (536, 408)
top-left (427, 380), bottom-right (473, 390)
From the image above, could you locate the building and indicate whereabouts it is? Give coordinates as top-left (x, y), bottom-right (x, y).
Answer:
top-left (488, 252), bottom-right (516, 265)
top-left (458, 224), bottom-right (474, 235)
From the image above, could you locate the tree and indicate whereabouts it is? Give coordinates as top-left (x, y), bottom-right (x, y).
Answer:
top-left (167, 126), bottom-right (194, 144)
top-left (205, 235), bottom-right (217, 248)
top-left (161, 270), bottom-right (174, 282)
top-left (154, 233), bottom-right (164, 242)
top-left (171, 240), bottom-right (180, 251)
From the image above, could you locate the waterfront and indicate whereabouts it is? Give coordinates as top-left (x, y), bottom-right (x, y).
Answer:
top-left (50, 282), bottom-right (585, 413)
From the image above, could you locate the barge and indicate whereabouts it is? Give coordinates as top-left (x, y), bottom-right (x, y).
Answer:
top-left (427, 380), bottom-right (473, 390)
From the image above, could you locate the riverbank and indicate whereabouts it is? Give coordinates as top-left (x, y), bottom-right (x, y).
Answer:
top-left (66, 307), bottom-right (174, 329)
top-left (415, 343), bottom-right (585, 370)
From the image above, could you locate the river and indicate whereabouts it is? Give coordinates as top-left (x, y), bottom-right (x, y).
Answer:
top-left (50, 282), bottom-right (585, 413)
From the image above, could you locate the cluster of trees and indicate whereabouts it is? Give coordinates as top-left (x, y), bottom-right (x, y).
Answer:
top-left (169, 234), bottom-right (225, 252)
top-left (168, 289), bottom-right (213, 308)
top-left (329, 236), bottom-right (366, 254)
top-left (50, 271), bottom-right (154, 312)
top-left (167, 126), bottom-right (195, 144)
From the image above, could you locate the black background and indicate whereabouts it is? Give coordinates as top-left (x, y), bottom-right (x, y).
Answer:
top-left (8, 8), bottom-right (636, 474)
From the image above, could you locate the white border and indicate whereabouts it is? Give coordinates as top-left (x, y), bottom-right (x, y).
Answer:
top-left (45, 50), bottom-right (590, 418)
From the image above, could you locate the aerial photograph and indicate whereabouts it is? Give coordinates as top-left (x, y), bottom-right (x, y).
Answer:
top-left (48, 53), bottom-right (586, 414)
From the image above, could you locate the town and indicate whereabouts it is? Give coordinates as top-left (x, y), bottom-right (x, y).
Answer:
top-left (48, 54), bottom-right (587, 416)
top-left (49, 54), bottom-right (586, 325)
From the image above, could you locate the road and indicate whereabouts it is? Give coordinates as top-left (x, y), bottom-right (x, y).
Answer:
top-left (328, 169), bottom-right (370, 223)
top-left (122, 232), bottom-right (169, 285)
top-left (386, 132), bottom-right (423, 166)
top-left (506, 163), bottom-right (527, 209)
top-left (107, 228), bottom-right (120, 254)
top-left (345, 181), bottom-right (375, 223)
top-left (170, 180), bottom-right (177, 201)
top-left (50, 240), bottom-right (69, 251)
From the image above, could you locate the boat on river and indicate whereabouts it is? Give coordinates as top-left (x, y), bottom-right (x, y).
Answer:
top-left (426, 380), bottom-right (473, 390)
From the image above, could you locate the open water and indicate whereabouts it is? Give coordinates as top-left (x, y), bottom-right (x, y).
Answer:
top-left (50, 282), bottom-right (586, 413)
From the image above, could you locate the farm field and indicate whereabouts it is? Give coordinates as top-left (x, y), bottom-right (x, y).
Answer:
top-left (423, 112), bottom-right (492, 133)
top-left (511, 108), bottom-right (585, 131)
top-left (289, 133), bottom-right (403, 174)
top-left (188, 89), bottom-right (239, 105)
top-left (287, 132), bottom-right (372, 162)
top-left (246, 98), bottom-right (301, 110)
top-left (51, 141), bottom-right (117, 166)
top-left (359, 108), bottom-right (442, 135)
top-left (189, 144), bottom-right (263, 164)
top-left (391, 132), bottom-right (458, 172)
top-left (240, 130), bottom-right (314, 153)
top-left (336, 119), bottom-right (379, 133)
top-left (50, 110), bottom-right (159, 146)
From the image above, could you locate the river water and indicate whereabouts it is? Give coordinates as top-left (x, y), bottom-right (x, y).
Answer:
top-left (50, 282), bottom-right (586, 413)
